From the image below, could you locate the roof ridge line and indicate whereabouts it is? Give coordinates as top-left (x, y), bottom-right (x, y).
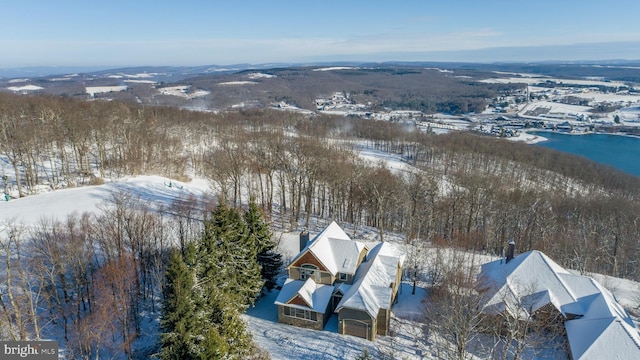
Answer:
top-left (579, 316), bottom-right (616, 358)
top-left (540, 252), bottom-right (579, 303)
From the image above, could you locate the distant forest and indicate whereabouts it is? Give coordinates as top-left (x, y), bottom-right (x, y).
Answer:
top-left (3, 66), bottom-right (525, 113)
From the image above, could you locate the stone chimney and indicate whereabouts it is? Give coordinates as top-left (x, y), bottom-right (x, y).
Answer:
top-left (299, 228), bottom-right (310, 252)
top-left (506, 239), bottom-right (515, 263)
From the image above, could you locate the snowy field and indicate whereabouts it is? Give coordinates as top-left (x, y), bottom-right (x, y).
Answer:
top-left (312, 67), bottom-right (358, 72)
top-left (480, 76), bottom-right (627, 88)
top-left (157, 85), bottom-right (210, 99)
top-left (85, 85), bottom-right (127, 97)
top-left (0, 175), bottom-right (210, 227)
top-left (217, 81), bottom-right (258, 85)
top-left (519, 100), bottom-right (592, 118)
top-left (7, 84), bottom-right (44, 92)
top-left (247, 72), bottom-right (276, 79)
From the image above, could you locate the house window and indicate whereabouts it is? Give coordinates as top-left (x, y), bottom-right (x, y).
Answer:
top-left (339, 273), bottom-right (348, 281)
top-left (300, 264), bottom-right (318, 281)
top-left (283, 306), bottom-right (317, 321)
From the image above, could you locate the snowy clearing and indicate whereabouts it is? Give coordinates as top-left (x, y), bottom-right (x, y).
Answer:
top-left (567, 92), bottom-right (640, 104)
top-left (217, 81), bottom-right (257, 85)
top-left (247, 72), bottom-right (276, 79)
top-left (312, 67), bottom-right (357, 72)
top-left (157, 85), bottom-right (210, 99)
top-left (0, 175), bottom-right (210, 228)
top-left (480, 76), bottom-right (627, 88)
top-left (124, 79), bottom-right (157, 84)
top-left (85, 85), bottom-right (127, 97)
top-left (519, 100), bottom-right (592, 117)
top-left (357, 145), bottom-right (416, 174)
top-left (7, 84), bottom-right (44, 92)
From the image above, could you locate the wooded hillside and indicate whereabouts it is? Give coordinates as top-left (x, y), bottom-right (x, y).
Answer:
top-left (2, 93), bottom-right (639, 280)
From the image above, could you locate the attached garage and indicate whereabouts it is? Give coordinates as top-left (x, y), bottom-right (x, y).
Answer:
top-left (335, 242), bottom-right (404, 341)
top-left (338, 306), bottom-right (377, 340)
top-left (342, 319), bottom-right (372, 340)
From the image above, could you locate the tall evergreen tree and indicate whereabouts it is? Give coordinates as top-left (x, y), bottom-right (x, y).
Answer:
top-left (159, 249), bottom-right (198, 360)
top-left (188, 203), bottom-right (263, 358)
top-left (160, 203), bottom-right (266, 359)
top-left (244, 200), bottom-right (283, 290)
top-left (200, 203), bottom-right (263, 307)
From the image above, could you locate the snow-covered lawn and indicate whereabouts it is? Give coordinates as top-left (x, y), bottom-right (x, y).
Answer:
top-left (245, 281), bottom-right (428, 360)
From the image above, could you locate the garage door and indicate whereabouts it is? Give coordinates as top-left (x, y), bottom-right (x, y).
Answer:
top-left (343, 319), bottom-right (370, 340)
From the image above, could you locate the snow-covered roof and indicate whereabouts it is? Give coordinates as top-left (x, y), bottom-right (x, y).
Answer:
top-left (274, 278), bottom-right (333, 313)
top-left (479, 250), bottom-right (579, 317)
top-left (566, 317), bottom-right (640, 360)
top-left (335, 242), bottom-right (403, 318)
top-left (289, 221), bottom-right (366, 275)
top-left (479, 249), bottom-right (640, 360)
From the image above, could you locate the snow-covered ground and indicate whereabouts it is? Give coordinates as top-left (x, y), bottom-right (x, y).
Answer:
top-left (480, 76), bottom-right (627, 88)
top-left (0, 174), bottom-right (640, 359)
top-left (0, 175), bottom-right (210, 227)
top-left (157, 85), bottom-right (210, 99)
top-left (569, 91), bottom-right (640, 104)
top-left (245, 281), bottom-right (428, 360)
top-left (507, 131), bottom-right (548, 144)
top-left (85, 85), bottom-right (127, 97)
top-left (312, 67), bottom-right (358, 72)
top-left (519, 100), bottom-right (592, 118)
top-left (357, 145), bottom-right (416, 174)
top-left (217, 81), bottom-right (257, 85)
top-left (246, 72), bottom-right (276, 79)
top-left (124, 79), bottom-right (157, 84)
top-left (7, 84), bottom-right (44, 92)
top-left (2, 175), bottom-right (639, 359)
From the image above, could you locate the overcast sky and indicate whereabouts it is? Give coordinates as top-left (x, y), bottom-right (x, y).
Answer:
top-left (2, 0), bottom-right (639, 67)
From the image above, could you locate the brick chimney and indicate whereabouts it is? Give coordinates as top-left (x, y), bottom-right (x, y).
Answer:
top-left (506, 239), bottom-right (515, 263)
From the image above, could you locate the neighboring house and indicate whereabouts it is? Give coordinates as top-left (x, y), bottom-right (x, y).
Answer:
top-left (275, 221), bottom-right (404, 340)
top-left (478, 249), bottom-right (640, 360)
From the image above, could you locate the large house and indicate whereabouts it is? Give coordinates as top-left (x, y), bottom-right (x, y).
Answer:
top-left (478, 248), bottom-right (640, 360)
top-left (274, 221), bottom-right (404, 340)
